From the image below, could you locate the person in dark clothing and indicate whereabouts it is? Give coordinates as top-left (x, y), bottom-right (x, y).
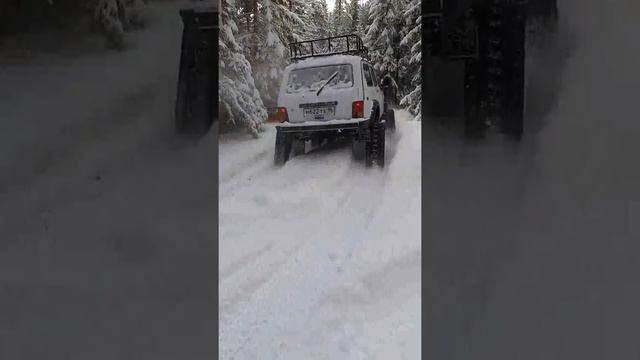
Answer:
top-left (380, 74), bottom-right (398, 108)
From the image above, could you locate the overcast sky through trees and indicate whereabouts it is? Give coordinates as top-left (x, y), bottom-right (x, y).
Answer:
top-left (327, 0), bottom-right (368, 12)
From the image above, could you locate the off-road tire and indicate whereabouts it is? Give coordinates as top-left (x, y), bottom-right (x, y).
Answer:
top-left (484, 0), bottom-right (526, 140)
top-left (371, 121), bottom-right (386, 167)
top-left (504, 3), bottom-right (526, 140)
top-left (274, 132), bottom-right (292, 166)
top-left (364, 105), bottom-right (383, 167)
top-left (364, 140), bottom-right (374, 167)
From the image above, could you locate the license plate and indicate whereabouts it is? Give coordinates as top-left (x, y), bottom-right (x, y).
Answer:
top-left (304, 106), bottom-right (334, 119)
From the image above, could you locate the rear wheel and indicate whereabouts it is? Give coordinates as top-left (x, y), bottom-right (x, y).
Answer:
top-left (371, 121), bottom-right (385, 167)
top-left (364, 140), bottom-right (374, 168)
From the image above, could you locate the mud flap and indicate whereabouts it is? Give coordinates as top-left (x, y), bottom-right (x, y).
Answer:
top-left (352, 140), bottom-right (366, 161)
top-left (274, 131), bottom-right (292, 166)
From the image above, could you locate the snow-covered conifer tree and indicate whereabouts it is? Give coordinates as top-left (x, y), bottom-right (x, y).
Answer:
top-left (302, 0), bottom-right (330, 40)
top-left (399, 0), bottom-right (421, 120)
top-left (329, 0), bottom-right (351, 36)
top-left (357, 0), bottom-right (371, 39)
top-left (243, 0), bottom-right (304, 105)
top-left (364, 0), bottom-right (406, 83)
top-left (219, 0), bottom-right (267, 136)
top-left (346, 0), bottom-right (360, 34)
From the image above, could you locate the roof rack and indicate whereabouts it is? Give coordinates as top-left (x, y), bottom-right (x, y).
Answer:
top-left (289, 34), bottom-right (369, 61)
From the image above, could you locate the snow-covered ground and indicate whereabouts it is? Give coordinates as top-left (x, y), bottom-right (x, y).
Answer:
top-left (219, 113), bottom-right (421, 359)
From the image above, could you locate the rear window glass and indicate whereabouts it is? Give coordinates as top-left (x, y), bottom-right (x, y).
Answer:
top-left (286, 64), bottom-right (354, 94)
top-left (362, 63), bottom-right (373, 87)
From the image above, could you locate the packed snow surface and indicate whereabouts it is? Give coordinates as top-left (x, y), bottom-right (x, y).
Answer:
top-left (219, 112), bottom-right (421, 359)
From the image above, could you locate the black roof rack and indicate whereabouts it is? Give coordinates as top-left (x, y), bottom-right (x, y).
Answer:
top-left (289, 34), bottom-right (369, 61)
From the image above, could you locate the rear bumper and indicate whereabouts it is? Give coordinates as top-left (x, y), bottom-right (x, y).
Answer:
top-left (275, 118), bottom-right (369, 133)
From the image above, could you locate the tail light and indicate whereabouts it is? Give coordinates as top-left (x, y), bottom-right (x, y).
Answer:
top-left (276, 107), bottom-right (288, 122)
top-left (352, 100), bottom-right (364, 118)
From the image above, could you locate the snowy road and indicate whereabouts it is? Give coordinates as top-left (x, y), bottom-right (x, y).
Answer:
top-left (219, 114), bottom-right (421, 359)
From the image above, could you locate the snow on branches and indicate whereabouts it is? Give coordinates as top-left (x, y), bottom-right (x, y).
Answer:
top-left (220, 0), bottom-right (422, 136)
top-left (220, 0), bottom-right (268, 136)
top-left (399, 0), bottom-right (421, 119)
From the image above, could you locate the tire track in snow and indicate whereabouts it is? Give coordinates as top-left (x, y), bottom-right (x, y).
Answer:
top-left (219, 148), bottom-right (271, 187)
top-left (219, 115), bottom-right (415, 359)
top-left (218, 134), bottom-right (395, 288)
top-left (218, 158), bottom-right (366, 294)
top-left (300, 249), bottom-right (421, 359)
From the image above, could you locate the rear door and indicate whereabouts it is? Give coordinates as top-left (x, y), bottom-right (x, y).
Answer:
top-left (280, 62), bottom-right (360, 123)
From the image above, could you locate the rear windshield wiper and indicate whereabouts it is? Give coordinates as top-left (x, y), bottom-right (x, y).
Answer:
top-left (316, 71), bottom-right (339, 96)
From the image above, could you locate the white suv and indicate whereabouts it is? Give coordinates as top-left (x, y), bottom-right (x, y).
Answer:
top-left (274, 35), bottom-right (395, 167)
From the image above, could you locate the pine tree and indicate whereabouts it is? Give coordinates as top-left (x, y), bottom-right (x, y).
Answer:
top-left (357, 0), bottom-right (371, 39)
top-left (335, 0), bottom-right (344, 15)
top-left (364, 0), bottom-right (407, 84)
top-left (301, 0), bottom-right (330, 40)
top-left (219, 0), bottom-right (268, 136)
top-left (241, 0), bottom-right (304, 106)
top-left (346, 0), bottom-right (360, 34)
top-left (330, 0), bottom-right (350, 36)
top-left (318, 0), bottom-right (330, 38)
top-left (399, 0), bottom-right (421, 120)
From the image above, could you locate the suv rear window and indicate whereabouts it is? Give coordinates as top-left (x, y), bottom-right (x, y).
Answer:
top-left (362, 63), bottom-right (373, 87)
top-left (286, 64), bottom-right (354, 94)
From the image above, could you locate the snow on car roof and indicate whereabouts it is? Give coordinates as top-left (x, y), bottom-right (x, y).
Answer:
top-left (286, 55), bottom-right (363, 70)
